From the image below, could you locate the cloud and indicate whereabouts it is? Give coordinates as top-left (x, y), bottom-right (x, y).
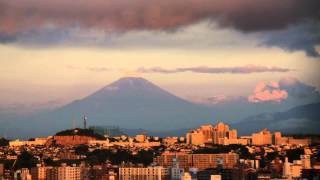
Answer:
top-left (279, 77), bottom-right (320, 98)
top-left (66, 65), bottom-right (80, 70)
top-left (1, 0), bottom-right (319, 34)
top-left (261, 21), bottom-right (320, 57)
top-left (248, 77), bottom-right (320, 103)
top-left (137, 65), bottom-right (291, 74)
top-left (66, 65), bottom-right (110, 72)
top-left (0, 100), bottom-right (65, 114)
top-left (0, 21), bottom-right (257, 49)
top-left (0, 0), bottom-right (319, 56)
top-left (87, 67), bottom-right (109, 72)
top-left (248, 81), bottom-right (288, 103)
top-left (188, 95), bottom-right (245, 106)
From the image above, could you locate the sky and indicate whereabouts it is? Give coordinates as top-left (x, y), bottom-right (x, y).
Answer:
top-left (0, 0), bottom-right (320, 112)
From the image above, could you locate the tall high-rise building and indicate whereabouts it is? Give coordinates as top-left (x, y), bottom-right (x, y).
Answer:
top-left (251, 129), bottom-right (273, 145)
top-left (181, 172), bottom-right (192, 180)
top-left (20, 168), bottom-right (32, 180)
top-left (56, 163), bottom-right (81, 180)
top-left (31, 164), bottom-right (53, 180)
top-left (210, 175), bottom-right (222, 180)
top-left (0, 163), bottom-right (4, 178)
top-left (301, 155), bottom-right (311, 169)
top-left (186, 122), bottom-right (238, 145)
top-left (274, 132), bottom-right (282, 145)
top-left (282, 157), bottom-right (305, 178)
top-left (171, 157), bottom-right (184, 180)
top-left (228, 129), bottom-right (237, 140)
top-left (283, 157), bottom-right (292, 178)
top-left (272, 131), bottom-right (311, 146)
top-left (213, 122), bottom-right (230, 144)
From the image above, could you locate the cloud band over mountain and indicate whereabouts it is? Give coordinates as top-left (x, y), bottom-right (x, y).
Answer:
top-left (248, 81), bottom-right (288, 103)
top-left (0, 0), bottom-right (319, 56)
top-left (248, 77), bottom-right (320, 103)
top-left (137, 65), bottom-right (291, 74)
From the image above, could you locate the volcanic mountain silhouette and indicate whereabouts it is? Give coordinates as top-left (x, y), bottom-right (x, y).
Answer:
top-left (23, 77), bottom-right (215, 136)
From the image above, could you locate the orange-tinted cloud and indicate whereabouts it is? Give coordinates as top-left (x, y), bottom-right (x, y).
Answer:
top-left (87, 67), bottom-right (109, 72)
top-left (248, 81), bottom-right (288, 103)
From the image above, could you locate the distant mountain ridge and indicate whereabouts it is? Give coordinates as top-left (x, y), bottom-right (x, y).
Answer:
top-left (233, 102), bottom-right (320, 135)
top-left (119, 127), bottom-right (191, 137)
top-left (190, 77), bottom-right (320, 122)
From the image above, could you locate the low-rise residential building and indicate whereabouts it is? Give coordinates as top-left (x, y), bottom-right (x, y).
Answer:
top-left (119, 166), bottom-right (169, 180)
top-left (154, 152), bottom-right (239, 170)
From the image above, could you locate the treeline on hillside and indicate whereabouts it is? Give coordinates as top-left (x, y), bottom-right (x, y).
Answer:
top-left (55, 128), bottom-right (105, 140)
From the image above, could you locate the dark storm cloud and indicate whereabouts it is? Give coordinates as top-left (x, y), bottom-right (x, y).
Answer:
top-left (137, 65), bottom-right (291, 74)
top-left (0, 0), bottom-right (319, 56)
top-left (0, 33), bottom-right (16, 43)
top-left (261, 22), bottom-right (320, 57)
top-left (1, 0), bottom-right (319, 34)
top-left (279, 77), bottom-right (320, 99)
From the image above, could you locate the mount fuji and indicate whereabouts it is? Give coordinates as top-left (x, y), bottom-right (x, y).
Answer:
top-left (12, 77), bottom-right (217, 137)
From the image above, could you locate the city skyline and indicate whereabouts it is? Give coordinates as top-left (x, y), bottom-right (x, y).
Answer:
top-left (1, 121), bottom-right (318, 180)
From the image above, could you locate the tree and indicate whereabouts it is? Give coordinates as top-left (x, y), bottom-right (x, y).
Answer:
top-left (75, 144), bottom-right (89, 155)
top-left (266, 152), bottom-right (279, 161)
top-left (44, 158), bottom-right (57, 166)
top-left (15, 151), bottom-right (38, 169)
top-left (133, 150), bottom-right (155, 166)
top-left (0, 138), bottom-right (9, 147)
top-left (286, 148), bottom-right (304, 162)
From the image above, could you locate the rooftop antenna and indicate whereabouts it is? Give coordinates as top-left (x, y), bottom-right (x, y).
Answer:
top-left (4, 128), bottom-right (7, 139)
top-left (83, 115), bottom-right (87, 129)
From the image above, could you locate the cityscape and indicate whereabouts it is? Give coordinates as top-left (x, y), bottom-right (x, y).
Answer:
top-left (1, 0), bottom-right (320, 180)
top-left (0, 120), bottom-right (320, 180)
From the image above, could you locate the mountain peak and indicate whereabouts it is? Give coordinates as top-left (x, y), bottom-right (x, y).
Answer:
top-left (87, 77), bottom-right (173, 100)
top-left (104, 76), bottom-right (155, 90)
top-left (114, 76), bottom-right (149, 84)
